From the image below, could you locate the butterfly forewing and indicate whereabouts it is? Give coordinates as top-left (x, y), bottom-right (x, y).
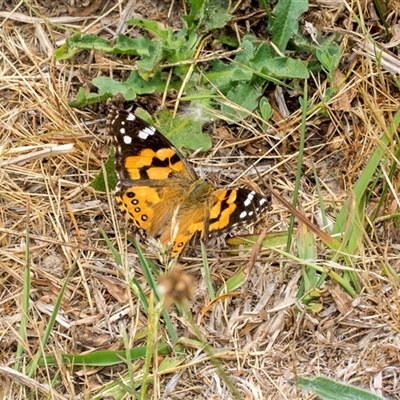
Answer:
top-left (107, 108), bottom-right (197, 184)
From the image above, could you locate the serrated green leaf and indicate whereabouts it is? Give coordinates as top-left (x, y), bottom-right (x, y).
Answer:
top-left (126, 70), bottom-right (166, 94)
top-left (86, 71), bottom-right (165, 103)
top-left (55, 33), bottom-right (113, 60)
top-left (54, 41), bottom-right (76, 61)
top-left (271, 0), bottom-right (309, 51)
top-left (128, 17), bottom-right (199, 65)
top-left (68, 87), bottom-right (112, 107)
top-left (250, 42), bottom-right (276, 71)
top-left (183, 0), bottom-right (205, 31)
top-left (92, 77), bottom-right (138, 101)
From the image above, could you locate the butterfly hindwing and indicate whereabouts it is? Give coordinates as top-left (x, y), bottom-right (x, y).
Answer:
top-left (208, 188), bottom-right (269, 232)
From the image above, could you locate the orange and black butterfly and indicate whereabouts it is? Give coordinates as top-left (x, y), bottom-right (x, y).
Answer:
top-left (107, 107), bottom-right (269, 257)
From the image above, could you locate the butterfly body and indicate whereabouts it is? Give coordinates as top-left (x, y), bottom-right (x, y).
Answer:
top-left (107, 107), bottom-right (269, 257)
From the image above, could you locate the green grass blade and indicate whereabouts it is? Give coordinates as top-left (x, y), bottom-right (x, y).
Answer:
top-left (332, 110), bottom-right (400, 251)
top-left (298, 376), bottom-right (385, 399)
top-left (133, 239), bottom-right (179, 344)
top-left (14, 218), bottom-right (32, 372)
top-left (38, 343), bottom-right (169, 367)
top-left (27, 260), bottom-right (77, 377)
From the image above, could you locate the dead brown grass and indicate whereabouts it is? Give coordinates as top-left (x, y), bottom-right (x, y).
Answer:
top-left (1, 0), bottom-right (400, 399)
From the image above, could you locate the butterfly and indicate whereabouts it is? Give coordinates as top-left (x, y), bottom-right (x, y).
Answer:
top-left (107, 107), bottom-right (269, 257)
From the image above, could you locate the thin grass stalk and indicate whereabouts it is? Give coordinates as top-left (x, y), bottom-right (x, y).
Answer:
top-left (27, 260), bottom-right (77, 377)
top-left (14, 205), bottom-right (31, 373)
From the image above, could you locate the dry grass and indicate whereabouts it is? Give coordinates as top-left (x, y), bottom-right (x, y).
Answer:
top-left (1, 1), bottom-right (400, 399)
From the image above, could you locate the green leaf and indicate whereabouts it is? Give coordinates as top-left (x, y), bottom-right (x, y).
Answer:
top-left (214, 33), bottom-right (239, 48)
top-left (332, 109), bottom-right (400, 252)
top-left (183, 0), bottom-right (204, 31)
top-left (158, 355), bottom-right (185, 372)
top-left (55, 33), bottom-right (113, 60)
top-left (92, 77), bottom-right (139, 101)
top-left (316, 43), bottom-right (341, 79)
top-left (91, 147), bottom-right (117, 192)
top-left (156, 109), bottom-right (212, 152)
top-left (136, 40), bottom-right (164, 71)
top-left (207, 58), bottom-right (253, 88)
top-left (27, 262), bottom-right (77, 376)
top-left (205, 39), bottom-right (255, 88)
top-left (271, 0), bottom-right (309, 51)
top-left (128, 17), bottom-right (199, 65)
top-left (221, 82), bottom-right (263, 122)
top-left (250, 42), bottom-right (276, 71)
top-left (216, 269), bottom-right (246, 295)
top-left (113, 34), bottom-right (151, 56)
top-left (298, 376), bottom-right (385, 400)
top-left (68, 87), bottom-right (112, 107)
top-left (125, 70), bottom-right (166, 94)
top-left (54, 41), bottom-right (76, 61)
top-left (259, 96), bottom-right (273, 122)
top-left (71, 70), bottom-right (165, 106)
top-left (128, 18), bottom-right (172, 41)
top-left (184, 0), bottom-right (232, 33)
top-left (56, 31), bottom-right (166, 70)
top-left (201, 0), bottom-right (232, 30)
top-left (251, 42), bottom-right (309, 79)
top-left (264, 56), bottom-right (309, 79)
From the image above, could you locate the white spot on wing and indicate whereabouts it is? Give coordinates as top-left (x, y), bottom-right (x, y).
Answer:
top-left (138, 126), bottom-right (156, 140)
top-left (240, 211), bottom-right (247, 219)
top-left (244, 191), bottom-right (255, 207)
top-left (123, 135), bottom-right (132, 144)
top-left (126, 113), bottom-right (136, 121)
top-left (120, 128), bottom-right (125, 134)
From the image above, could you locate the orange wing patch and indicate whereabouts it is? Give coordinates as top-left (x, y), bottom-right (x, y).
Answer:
top-left (208, 190), bottom-right (239, 231)
top-left (125, 148), bottom-right (187, 180)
